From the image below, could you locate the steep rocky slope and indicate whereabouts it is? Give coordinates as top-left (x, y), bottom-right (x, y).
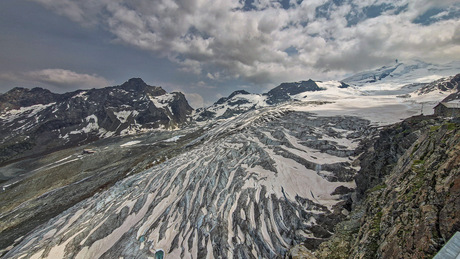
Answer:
top-left (308, 117), bottom-right (460, 258)
top-left (0, 78), bottom-right (192, 165)
top-left (354, 117), bottom-right (429, 199)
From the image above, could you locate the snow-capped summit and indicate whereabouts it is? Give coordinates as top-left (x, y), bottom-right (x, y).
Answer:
top-left (343, 60), bottom-right (460, 88)
top-left (194, 90), bottom-right (267, 121)
top-left (195, 80), bottom-right (332, 121)
top-left (264, 79), bottom-right (324, 104)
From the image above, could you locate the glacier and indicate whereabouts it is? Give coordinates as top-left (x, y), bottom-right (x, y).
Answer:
top-left (4, 104), bottom-right (373, 259)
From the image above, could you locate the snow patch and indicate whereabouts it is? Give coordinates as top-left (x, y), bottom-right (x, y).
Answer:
top-left (149, 93), bottom-right (175, 111)
top-left (114, 110), bottom-right (139, 124)
top-left (72, 91), bottom-right (88, 100)
top-left (120, 140), bottom-right (141, 147)
top-left (163, 135), bottom-right (184, 142)
top-left (69, 115), bottom-right (99, 135)
top-left (0, 103), bottom-right (55, 122)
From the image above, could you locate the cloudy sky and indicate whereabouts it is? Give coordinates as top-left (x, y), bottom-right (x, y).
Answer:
top-left (0, 0), bottom-right (459, 107)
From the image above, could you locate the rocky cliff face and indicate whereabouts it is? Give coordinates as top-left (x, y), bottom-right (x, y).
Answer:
top-left (308, 117), bottom-right (460, 259)
top-left (354, 118), bottom-right (427, 199)
top-left (0, 78), bottom-right (193, 165)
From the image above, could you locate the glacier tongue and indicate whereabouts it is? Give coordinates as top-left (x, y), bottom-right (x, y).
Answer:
top-left (5, 107), bottom-right (372, 259)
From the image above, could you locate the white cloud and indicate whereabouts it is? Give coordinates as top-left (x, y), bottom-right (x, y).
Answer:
top-left (31, 0), bottom-right (88, 24)
top-left (183, 92), bottom-right (205, 109)
top-left (30, 0), bottom-right (460, 85)
top-left (0, 69), bottom-right (111, 90)
top-left (26, 69), bottom-right (111, 88)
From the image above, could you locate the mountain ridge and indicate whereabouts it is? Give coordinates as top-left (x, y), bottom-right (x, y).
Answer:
top-left (0, 78), bottom-right (193, 165)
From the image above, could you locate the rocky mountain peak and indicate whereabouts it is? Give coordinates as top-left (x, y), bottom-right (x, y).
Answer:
top-left (265, 79), bottom-right (323, 104)
top-left (0, 79), bottom-right (193, 164)
top-left (196, 79), bottom-right (328, 121)
top-left (119, 78), bottom-right (166, 96)
top-left (2, 86), bottom-right (54, 100)
top-left (121, 77), bottom-right (147, 88)
top-left (228, 89), bottom-right (250, 99)
top-left (214, 90), bottom-right (251, 105)
top-left (0, 87), bottom-right (60, 112)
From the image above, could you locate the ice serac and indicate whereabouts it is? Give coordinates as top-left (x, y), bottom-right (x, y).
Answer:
top-left (0, 78), bottom-right (193, 164)
top-left (4, 105), bottom-right (373, 259)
